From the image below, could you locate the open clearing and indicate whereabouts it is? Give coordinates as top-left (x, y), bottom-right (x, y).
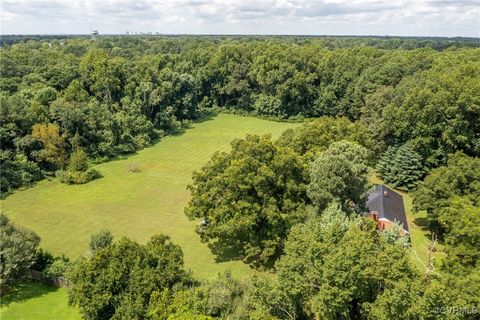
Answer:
top-left (1, 115), bottom-right (442, 319)
top-left (0, 281), bottom-right (80, 320)
top-left (1, 114), bottom-right (299, 280)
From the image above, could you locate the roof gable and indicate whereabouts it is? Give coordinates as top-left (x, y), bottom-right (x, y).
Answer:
top-left (367, 184), bottom-right (409, 233)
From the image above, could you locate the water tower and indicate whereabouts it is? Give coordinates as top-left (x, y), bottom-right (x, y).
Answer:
top-left (91, 29), bottom-right (99, 40)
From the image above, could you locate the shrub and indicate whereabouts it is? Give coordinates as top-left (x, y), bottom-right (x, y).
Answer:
top-left (58, 148), bottom-right (100, 184)
top-left (89, 229), bottom-right (113, 253)
top-left (57, 168), bottom-right (100, 184)
top-left (32, 248), bottom-right (54, 272)
top-left (129, 162), bottom-right (140, 173)
top-left (44, 256), bottom-right (70, 278)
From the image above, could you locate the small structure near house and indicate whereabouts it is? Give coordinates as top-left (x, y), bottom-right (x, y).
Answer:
top-left (366, 184), bottom-right (409, 234)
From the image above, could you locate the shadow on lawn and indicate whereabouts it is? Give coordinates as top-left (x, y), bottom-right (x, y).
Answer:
top-left (0, 281), bottom-right (59, 308)
top-left (208, 240), bottom-right (244, 263)
top-left (414, 216), bottom-right (430, 231)
top-left (192, 112), bottom-right (217, 125)
top-left (90, 113), bottom-right (218, 167)
top-left (414, 216), bottom-right (445, 244)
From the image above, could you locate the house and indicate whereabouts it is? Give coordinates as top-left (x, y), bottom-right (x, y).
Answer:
top-left (366, 184), bottom-right (409, 234)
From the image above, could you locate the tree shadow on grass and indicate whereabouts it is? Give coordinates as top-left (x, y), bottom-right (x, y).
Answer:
top-left (414, 217), bottom-right (430, 231)
top-left (0, 281), bottom-right (59, 308)
top-left (146, 112), bottom-right (219, 146)
top-left (414, 216), bottom-right (445, 243)
top-left (208, 239), bottom-right (245, 263)
top-left (193, 111), bottom-right (217, 125)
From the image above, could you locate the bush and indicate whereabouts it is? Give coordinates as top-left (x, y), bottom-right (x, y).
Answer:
top-left (56, 168), bottom-right (100, 184)
top-left (44, 256), bottom-right (70, 278)
top-left (58, 148), bottom-right (101, 185)
top-left (128, 162), bottom-right (140, 173)
top-left (89, 229), bottom-right (113, 253)
top-left (32, 248), bottom-right (54, 272)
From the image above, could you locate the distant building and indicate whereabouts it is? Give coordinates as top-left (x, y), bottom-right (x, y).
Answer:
top-left (365, 184), bottom-right (409, 234)
top-left (91, 29), bottom-right (99, 40)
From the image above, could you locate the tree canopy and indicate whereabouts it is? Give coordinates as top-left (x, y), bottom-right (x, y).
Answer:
top-left (69, 234), bottom-right (192, 320)
top-left (185, 134), bottom-right (308, 266)
top-left (1, 36), bottom-right (479, 195)
top-left (0, 214), bottom-right (40, 293)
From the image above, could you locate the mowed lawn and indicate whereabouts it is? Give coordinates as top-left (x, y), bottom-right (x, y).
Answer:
top-left (1, 114), bottom-right (299, 280)
top-left (0, 282), bottom-right (81, 320)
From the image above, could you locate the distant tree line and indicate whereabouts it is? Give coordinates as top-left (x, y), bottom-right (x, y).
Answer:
top-left (1, 36), bottom-right (479, 195)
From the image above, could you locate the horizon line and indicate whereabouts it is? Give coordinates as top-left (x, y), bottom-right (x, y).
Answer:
top-left (1, 33), bottom-right (479, 39)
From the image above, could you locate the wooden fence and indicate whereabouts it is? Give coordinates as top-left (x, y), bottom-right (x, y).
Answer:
top-left (29, 270), bottom-right (70, 288)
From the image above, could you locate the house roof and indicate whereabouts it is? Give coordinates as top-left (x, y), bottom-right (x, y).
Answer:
top-left (366, 184), bottom-right (409, 233)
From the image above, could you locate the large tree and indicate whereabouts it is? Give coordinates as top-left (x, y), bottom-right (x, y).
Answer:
top-left (413, 152), bottom-right (480, 237)
top-left (376, 143), bottom-right (426, 191)
top-left (31, 123), bottom-right (67, 170)
top-left (307, 140), bottom-right (371, 213)
top-left (277, 117), bottom-right (371, 160)
top-left (68, 234), bottom-right (192, 320)
top-left (243, 205), bottom-right (417, 319)
top-left (185, 134), bottom-right (308, 267)
top-left (0, 214), bottom-right (40, 293)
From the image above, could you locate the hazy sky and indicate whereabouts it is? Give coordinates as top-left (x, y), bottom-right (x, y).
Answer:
top-left (1, 0), bottom-right (479, 37)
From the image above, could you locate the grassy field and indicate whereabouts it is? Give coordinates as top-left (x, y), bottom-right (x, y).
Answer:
top-left (1, 115), bottom-right (443, 318)
top-left (0, 282), bottom-right (81, 320)
top-left (1, 114), bottom-right (298, 280)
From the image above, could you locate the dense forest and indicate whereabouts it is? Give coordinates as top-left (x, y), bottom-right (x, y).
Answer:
top-left (1, 36), bottom-right (479, 194)
top-left (1, 36), bottom-right (479, 319)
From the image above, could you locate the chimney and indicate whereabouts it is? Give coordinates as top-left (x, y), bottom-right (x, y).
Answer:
top-left (371, 211), bottom-right (378, 221)
top-left (383, 191), bottom-right (388, 197)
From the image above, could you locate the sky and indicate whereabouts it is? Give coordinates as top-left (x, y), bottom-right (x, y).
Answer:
top-left (1, 0), bottom-right (479, 37)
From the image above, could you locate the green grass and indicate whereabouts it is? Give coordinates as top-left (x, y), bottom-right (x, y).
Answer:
top-left (1, 114), bottom-right (298, 280)
top-left (0, 282), bottom-right (81, 320)
top-left (369, 175), bottom-right (445, 271)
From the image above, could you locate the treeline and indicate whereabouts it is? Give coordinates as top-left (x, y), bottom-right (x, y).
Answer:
top-left (3, 34), bottom-right (480, 49)
top-left (1, 36), bottom-right (479, 194)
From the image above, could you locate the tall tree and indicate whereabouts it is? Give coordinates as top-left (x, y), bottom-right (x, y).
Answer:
top-left (31, 123), bottom-right (67, 170)
top-left (0, 214), bottom-right (40, 293)
top-left (69, 234), bottom-right (191, 320)
top-left (376, 143), bottom-right (426, 191)
top-left (307, 140), bottom-right (371, 213)
top-left (413, 152), bottom-right (480, 236)
top-left (185, 134), bottom-right (308, 267)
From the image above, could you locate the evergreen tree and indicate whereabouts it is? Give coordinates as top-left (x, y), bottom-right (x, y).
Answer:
top-left (67, 148), bottom-right (89, 172)
top-left (375, 146), bottom-right (396, 179)
top-left (377, 144), bottom-right (425, 190)
top-left (57, 148), bottom-right (100, 185)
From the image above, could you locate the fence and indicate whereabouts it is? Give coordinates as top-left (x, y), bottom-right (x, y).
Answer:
top-left (29, 270), bottom-right (70, 288)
